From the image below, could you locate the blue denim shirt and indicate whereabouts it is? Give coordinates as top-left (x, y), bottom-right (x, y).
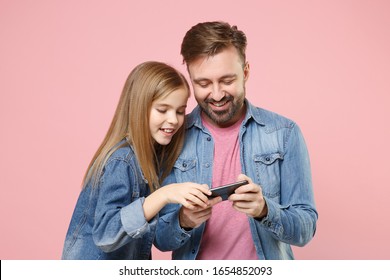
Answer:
top-left (62, 141), bottom-right (156, 259)
top-left (155, 100), bottom-right (318, 260)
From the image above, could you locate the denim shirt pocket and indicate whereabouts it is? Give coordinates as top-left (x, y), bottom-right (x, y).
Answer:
top-left (173, 158), bottom-right (197, 182)
top-left (254, 152), bottom-right (283, 200)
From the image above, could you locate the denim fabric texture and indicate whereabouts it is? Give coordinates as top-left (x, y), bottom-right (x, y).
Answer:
top-left (62, 141), bottom-right (156, 259)
top-left (155, 100), bottom-right (318, 260)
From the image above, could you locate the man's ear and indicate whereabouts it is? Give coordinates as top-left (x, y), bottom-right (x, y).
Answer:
top-left (244, 62), bottom-right (250, 82)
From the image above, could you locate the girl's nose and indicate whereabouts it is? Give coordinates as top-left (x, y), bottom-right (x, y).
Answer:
top-left (167, 112), bottom-right (178, 125)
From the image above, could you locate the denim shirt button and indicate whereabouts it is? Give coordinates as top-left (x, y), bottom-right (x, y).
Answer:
top-left (191, 249), bottom-right (196, 254)
top-left (182, 163), bottom-right (187, 168)
top-left (265, 157), bottom-right (270, 161)
top-left (206, 137), bottom-right (211, 141)
top-left (267, 221), bottom-right (272, 227)
top-left (205, 163), bottom-right (210, 168)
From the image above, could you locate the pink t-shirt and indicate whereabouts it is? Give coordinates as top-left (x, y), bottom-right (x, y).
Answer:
top-left (196, 114), bottom-right (257, 260)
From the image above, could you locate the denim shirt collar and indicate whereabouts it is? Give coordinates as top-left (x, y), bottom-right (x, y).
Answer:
top-left (186, 99), bottom-right (266, 130)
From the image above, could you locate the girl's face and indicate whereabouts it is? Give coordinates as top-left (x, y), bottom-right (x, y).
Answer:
top-left (149, 87), bottom-right (188, 145)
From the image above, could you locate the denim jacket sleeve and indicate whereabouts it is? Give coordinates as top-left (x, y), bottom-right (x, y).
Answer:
top-left (154, 203), bottom-right (192, 251)
top-left (254, 123), bottom-right (318, 246)
top-left (154, 173), bottom-right (192, 252)
top-left (92, 156), bottom-right (157, 253)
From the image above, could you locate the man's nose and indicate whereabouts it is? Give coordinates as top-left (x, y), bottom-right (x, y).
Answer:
top-left (210, 83), bottom-right (225, 101)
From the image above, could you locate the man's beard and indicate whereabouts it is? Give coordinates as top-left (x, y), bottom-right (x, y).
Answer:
top-left (200, 93), bottom-right (245, 126)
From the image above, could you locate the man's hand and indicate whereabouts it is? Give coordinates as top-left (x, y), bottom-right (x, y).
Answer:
top-left (179, 196), bottom-right (222, 229)
top-left (228, 174), bottom-right (268, 219)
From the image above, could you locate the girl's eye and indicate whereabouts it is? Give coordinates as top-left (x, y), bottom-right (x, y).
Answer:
top-left (156, 109), bottom-right (167, 114)
top-left (176, 111), bottom-right (185, 115)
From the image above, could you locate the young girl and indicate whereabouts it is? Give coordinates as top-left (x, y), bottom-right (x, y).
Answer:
top-left (62, 61), bottom-right (211, 259)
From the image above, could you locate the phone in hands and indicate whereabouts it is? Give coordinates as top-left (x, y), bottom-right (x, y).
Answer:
top-left (207, 180), bottom-right (249, 201)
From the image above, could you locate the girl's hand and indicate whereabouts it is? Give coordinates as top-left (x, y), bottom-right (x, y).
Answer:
top-left (143, 183), bottom-right (211, 221)
top-left (162, 183), bottom-right (212, 209)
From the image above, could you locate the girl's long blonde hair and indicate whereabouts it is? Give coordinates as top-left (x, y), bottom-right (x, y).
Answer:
top-left (82, 61), bottom-right (190, 192)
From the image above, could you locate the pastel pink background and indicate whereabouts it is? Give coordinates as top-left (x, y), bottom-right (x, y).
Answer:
top-left (1, 0), bottom-right (389, 260)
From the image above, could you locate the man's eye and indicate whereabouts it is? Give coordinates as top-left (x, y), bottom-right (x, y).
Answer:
top-left (222, 80), bottom-right (234, 85)
top-left (198, 82), bottom-right (210, 88)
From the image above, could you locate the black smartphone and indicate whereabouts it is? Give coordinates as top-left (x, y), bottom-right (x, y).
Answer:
top-left (207, 180), bottom-right (249, 201)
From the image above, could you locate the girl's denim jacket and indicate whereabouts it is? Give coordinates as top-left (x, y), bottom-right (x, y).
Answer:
top-left (155, 100), bottom-right (318, 260)
top-left (62, 142), bottom-right (156, 259)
